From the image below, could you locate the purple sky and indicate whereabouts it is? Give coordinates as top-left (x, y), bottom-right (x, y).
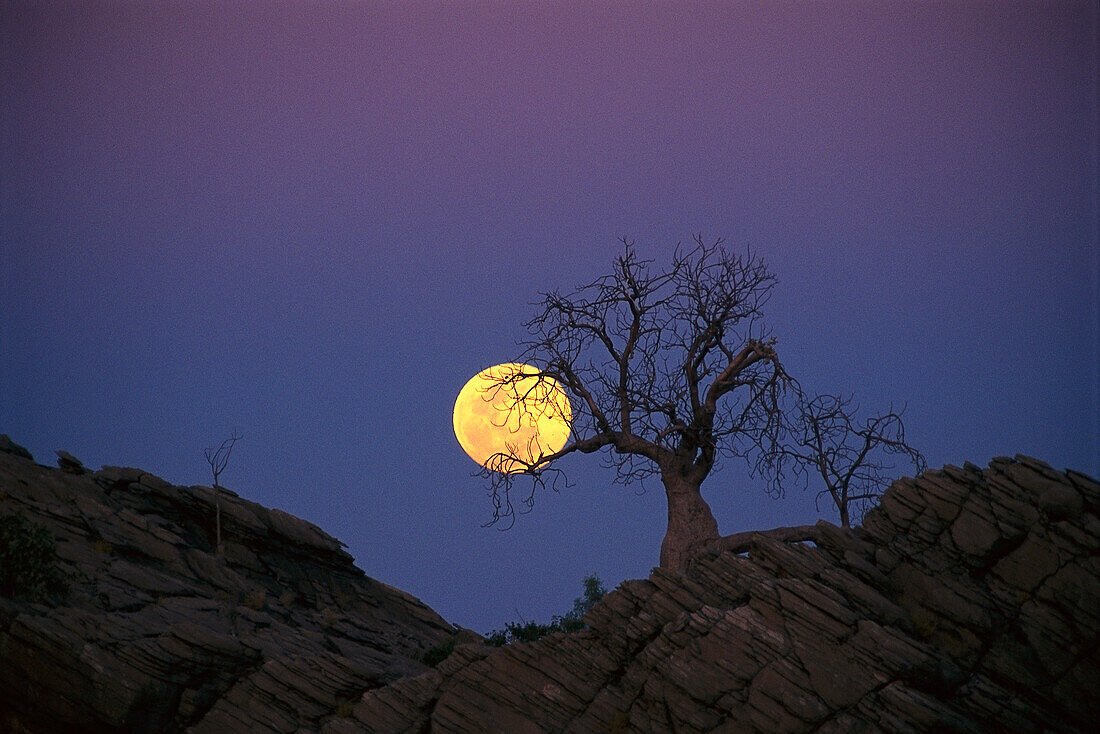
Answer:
top-left (2, 1), bottom-right (1096, 632)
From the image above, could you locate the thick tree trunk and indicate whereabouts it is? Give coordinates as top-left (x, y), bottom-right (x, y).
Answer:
top-left (659, 473), bottom-right (720, 573)
top-left (214, 485), bottom-right (222, 556)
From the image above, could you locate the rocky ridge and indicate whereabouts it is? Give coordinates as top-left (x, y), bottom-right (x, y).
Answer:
top-left (336, 456), bottom-right (1099, 733)
top-left (0, 440), bottom-right (454, 733)
top-left (1, 435), bottom-right (1098, 733)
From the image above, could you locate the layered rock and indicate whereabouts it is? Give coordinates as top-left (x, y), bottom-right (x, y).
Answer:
top-left (0, 447), bottom-right (454, 733)
top-left (335, 456), bottom-right (1098, 733)
top-left (2, 438), bottom-right (1097, 734)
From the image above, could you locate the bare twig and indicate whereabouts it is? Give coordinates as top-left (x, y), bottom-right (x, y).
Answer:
top-left (766, 395), bottom-right (924, 527)
top-left (204, 431), bottom-right (242, 554)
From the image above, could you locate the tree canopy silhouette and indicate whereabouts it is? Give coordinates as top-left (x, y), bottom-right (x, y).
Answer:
top-left (481, 237), bottom-right (801, 571)
top-left (479, 238), bottom-right (923, 571)
top-left (771, 394), bottom-right (925, 528)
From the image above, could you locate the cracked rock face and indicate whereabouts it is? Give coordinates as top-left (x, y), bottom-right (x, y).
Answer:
top-left (339, 456), bottom-right (1098, 734)
top-left (0, 449), bottom-right (454, 733)
top-left (2, 443), bottom-right (1097, 734)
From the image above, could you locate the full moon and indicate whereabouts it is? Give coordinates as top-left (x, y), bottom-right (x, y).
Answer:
top-left (453, 362), bottom-right (572, 473)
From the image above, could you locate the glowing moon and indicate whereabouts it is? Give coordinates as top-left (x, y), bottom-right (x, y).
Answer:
top-left (453, 362), bottom-right (572, 473)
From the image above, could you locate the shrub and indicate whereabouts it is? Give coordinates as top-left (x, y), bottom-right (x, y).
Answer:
top-left (0, 511), bottom-right (66, 601)
top-left (243, 589), bottom-right (267, 610)
top-left (420, 636), bottom-right (457, 667)
top-left (486, 574), bottom-right (607, 646)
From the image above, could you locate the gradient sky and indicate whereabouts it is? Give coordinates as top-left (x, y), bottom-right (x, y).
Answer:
top-left (2, 1), bottom-right (1096, 633)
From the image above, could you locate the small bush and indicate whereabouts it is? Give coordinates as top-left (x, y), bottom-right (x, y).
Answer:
top-left (243, 589), bottom-right (266, 610)
top-left (321, 606), bottom-right (343, 628)
top-left (0, 511), bottom-right (66, 601)
top-left (911, 609), bottom-right (939, 640)
top-left (420, 637), bottom-right (457, 667)
top-left (486, 574), bottom-right (607, 646)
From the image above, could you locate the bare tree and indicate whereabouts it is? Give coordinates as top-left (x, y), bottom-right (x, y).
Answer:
top-left (770, 394), bottom-right (924, 527)
top-left (480, 238), bottom-right (797, 572)
top-left (204, 432), bottom-right (242, 555)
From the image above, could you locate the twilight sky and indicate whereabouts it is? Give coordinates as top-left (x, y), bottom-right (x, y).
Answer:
top-left (2, 1), bottom-right (1096, 632)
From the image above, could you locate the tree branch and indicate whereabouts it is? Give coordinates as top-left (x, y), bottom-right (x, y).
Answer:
top-left (690, 524), bottom-right (820, 556)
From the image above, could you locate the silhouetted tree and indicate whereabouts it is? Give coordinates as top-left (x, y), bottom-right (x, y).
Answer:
top-left (204, 432), bottom-right (242, 555)
top-left (481, 238), bottom-right (798, 572)
top-left (770, 394), bottom-right (925, 527)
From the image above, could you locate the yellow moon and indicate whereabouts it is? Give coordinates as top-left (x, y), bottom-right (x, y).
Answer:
top-left (453, 362), bottom-right (572, 473)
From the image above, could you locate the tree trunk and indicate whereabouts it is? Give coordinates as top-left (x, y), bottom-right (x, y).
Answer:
top-left (214, 485), bottom-right (222, 555)
top-left (659, 472), bottom-right (720, 573)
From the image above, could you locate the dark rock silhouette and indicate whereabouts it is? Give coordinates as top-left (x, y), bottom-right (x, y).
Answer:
top-left (1, 440), bottom-right (1097, 733)
top-left (0, 446), bottom-right (453, 733)
top-left (55, 449), bottom-right (88, 475)
top-left (0, 434), bottom-right (33, 461)
top-left (340, 456), bottom-right (1098, 734)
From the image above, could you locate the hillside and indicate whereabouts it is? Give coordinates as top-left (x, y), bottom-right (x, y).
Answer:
top-left (1, 436), bottom-right (1097, 733)
top-left (341, 455), bottom-right (1099, 733)
top-left (0, 438), bottom-right (455, 733)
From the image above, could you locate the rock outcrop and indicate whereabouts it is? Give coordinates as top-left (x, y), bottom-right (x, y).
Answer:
top-left (0, 445), bottom-right (454, 733)
top-left (336, 456), bottom-right (1098, 733)
top-left (1, 437), bottom-right (1097, 733)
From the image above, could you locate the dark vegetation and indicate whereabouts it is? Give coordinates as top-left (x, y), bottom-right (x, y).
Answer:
top-left (420, 575), bottom-right (607, 667)
top-left (204, 431), bottom-right (242, 555)
top-left (482, 239), bottom-right (924, 568)
top-left (772, 393), bottom-right (926, 527)
top-left (0, 511), bottom-right (66, 602)
top-left (419, 636), bottom-right (457, 667)
top-left (485, 574), bottom-right (607, 646)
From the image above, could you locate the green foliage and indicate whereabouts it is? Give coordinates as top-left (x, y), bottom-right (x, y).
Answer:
top-left (486, 574), bottom-right (607, 646)
top-left (0, 511), bottom-right (66, 601)
top-left (420, 636), bottom-right (457, 667)
top-left (485, 628), bottom-right (509, 647)
top-left (572, 574), bottom-right (608, 619)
